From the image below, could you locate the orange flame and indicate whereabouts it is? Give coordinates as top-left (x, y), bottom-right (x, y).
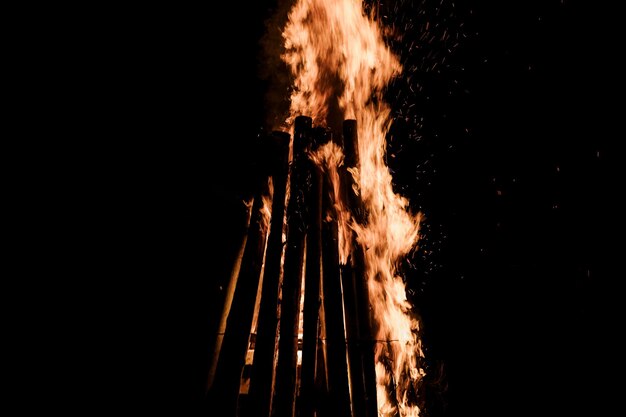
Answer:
top-left (260, 177), bottom-right (274, 234)
top-left (282, 0), bottom-right (425, 415)
top-left (308, 142), bottom-right (352, 263)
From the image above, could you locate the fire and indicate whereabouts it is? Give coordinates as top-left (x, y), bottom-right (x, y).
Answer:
top-left (261, 177), bottom-right (274, 234)
top-left (308, 142), bottom-right (352, 263)
top-left (282, 0), bottom-right (425, 416)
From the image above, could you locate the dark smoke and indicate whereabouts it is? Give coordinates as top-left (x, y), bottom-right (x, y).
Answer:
top-left (258, 0), bottom-right (295, 131)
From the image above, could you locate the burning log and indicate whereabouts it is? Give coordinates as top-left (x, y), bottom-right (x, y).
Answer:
top-left (341, 120), bottom-right (378, 417)
top-left (298, 127), bottom-right (328, 417)
top-left (256, 0), bottom-right (426, 414)
top-left (272, 116), bottom-right (312, 417)
top-left (208, 137), bottom-right (272, 416)
top-left (245, 131), bottom-right (291, 417)
top-left (208, 115), bottom-right (406, 417)
top-left (319, 134), bottom-right (352, 417)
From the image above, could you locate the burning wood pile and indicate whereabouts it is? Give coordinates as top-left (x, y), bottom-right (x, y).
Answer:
top-left (208, 117), bottom-right (383, 417)
top-left (208, 1), bottom-right (425, 416)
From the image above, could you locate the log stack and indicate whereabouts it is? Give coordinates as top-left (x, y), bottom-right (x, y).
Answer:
top-left (208, 117), bottom-right (377, 417)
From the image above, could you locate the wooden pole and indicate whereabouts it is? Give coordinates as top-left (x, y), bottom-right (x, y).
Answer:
top-left (244, 131), bottom-right (291, 417)
top-left (208, 137), bottom-right (271, 416)
top-left (206, 200), bottom-right (253, 393)
top-left (319, 131), bottom-right (352, 417)
top-left (272, 116), bottom-right (312, 417)
top-left (342, 119), bottom-right (378, 417)
top-left (298, 127), bottom-right (328, 417)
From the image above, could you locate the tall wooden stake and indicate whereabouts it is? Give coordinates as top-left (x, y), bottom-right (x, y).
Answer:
top-left (208, 137), bottom-right (271, 416)
top-left (342, 119), bottom-right (378, 417)
top-left (272, 116), bottom-right (312, 417)
top-left (298, 128), bottom-right (328, 416)
top-left (244, 131), bottom-right (291, 417)
top-left (319, 130), bottom-right (352, 417)
top-left (206, 201), bottom-right (253, 395)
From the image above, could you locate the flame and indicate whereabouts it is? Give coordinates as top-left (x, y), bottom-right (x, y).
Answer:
top-left (308, 142), bottom-right (352, 263)
top-left (282, 0), bottom-right (425, 415)
top-left (260, 177), bottom-right (274, 234)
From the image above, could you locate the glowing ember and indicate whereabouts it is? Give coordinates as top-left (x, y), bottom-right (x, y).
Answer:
top-left (282, 0), bottom-right (425, 415)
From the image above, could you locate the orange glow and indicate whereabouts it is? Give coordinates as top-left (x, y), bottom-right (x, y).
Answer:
top-left (308, 142), bottom-right (352, 263)
top-left (283, 1), bottom-right (425, 415)
top-left (260, 177), bottom-right (274, 235)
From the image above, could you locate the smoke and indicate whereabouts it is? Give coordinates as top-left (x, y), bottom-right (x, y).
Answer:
top-left (258, 0), bottom-right (296, 131)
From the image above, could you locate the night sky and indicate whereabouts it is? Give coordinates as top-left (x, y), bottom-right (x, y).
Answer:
top-left (112, 1), bottom-right (616, 416)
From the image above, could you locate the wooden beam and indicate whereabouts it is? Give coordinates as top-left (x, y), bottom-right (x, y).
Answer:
top-left (298, 127), bottom-right (328, 417)
top-left (319, 131), bottom-right (352, 417)
top-left (342, 119), bottom-right (378, 417)
top-left (207, 136), bottom-right (271, 416)
top-left (244, 131), bottom-right (291, 417)
top-left (206, 199), bottom-right (253, 394)
top-left (272, 116), bottom-right (312, 417)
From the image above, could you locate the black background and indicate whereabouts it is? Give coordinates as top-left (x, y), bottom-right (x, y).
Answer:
top-left (102, 1), bottom-right (617, 415)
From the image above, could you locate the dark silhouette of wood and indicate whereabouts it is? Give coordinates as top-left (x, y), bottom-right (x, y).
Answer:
top-left (272, 116), bottom-right (312, 417)
top-left (206, 200), bottom-right (253, 395)
top-left (244, 131), bottom-right (291, 417)
top-left (319, 132), bottom-right (352, 417)
top-left (208, 137), bottom-right (272, 416)
top-left (314, 316), bottom-right (330, 415)
top-left (298, 128), bottom-right (329, 417)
